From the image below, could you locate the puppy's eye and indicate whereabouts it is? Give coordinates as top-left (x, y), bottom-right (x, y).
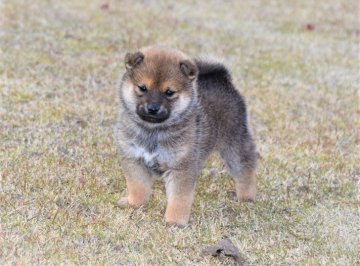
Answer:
top-left (165, 89), bottom-right (175, 97)
top-left (138, 85), bottom-right (147, 92)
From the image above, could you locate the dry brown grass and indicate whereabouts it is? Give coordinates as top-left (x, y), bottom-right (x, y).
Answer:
top-left (1, 0), bottom-right (359, 265)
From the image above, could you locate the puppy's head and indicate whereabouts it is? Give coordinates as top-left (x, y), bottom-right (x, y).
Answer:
top-left (121, 47), bottom-right (198, 125)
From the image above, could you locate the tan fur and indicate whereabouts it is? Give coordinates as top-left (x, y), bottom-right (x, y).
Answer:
top-left (140, 46), bottom-right (189, 62)
top-left (160, 81), bottom-right (181, 92)
top-left (165, 195), bottom-right (194, 227)
top-left (118, 159), bottom-right (154, 208)
top-left (163, 169), bottom-right (196, 226)
top-left (137, 76), bottom-right (155, 90)
top-left (235, 169), bottom-right (256, 202)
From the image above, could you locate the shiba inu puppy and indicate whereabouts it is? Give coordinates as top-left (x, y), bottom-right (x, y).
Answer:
top-left (114, 46), bottom-right (257, 227)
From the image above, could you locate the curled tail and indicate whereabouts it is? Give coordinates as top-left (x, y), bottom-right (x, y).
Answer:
top-left (194, 59), bottom-right (232, 83)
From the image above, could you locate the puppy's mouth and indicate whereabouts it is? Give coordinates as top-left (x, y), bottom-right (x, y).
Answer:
top-left (138, 114), bottom-right (169, 123)
top-left (136, 110), bottom-right (169, 123)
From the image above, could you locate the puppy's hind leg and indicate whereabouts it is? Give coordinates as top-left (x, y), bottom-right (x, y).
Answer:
top-left (220, 139), bottom-right (257, 202)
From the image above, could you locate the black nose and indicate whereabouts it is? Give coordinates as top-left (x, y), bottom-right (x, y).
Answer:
top-left (147, 103), bottom-right (160, 115)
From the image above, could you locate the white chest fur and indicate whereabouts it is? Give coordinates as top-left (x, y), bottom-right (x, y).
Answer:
top-left (120, 139), bottom-right (188, 171)
top-left (115, 121), bottom-right (190, 171)
top-left (127, 144), bottom-right (159, 166)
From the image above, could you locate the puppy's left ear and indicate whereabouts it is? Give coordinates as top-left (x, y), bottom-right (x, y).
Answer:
top-left (180, 59), bottom-right (198, 80)
top-left (125, 51), bottom-right (144, 71)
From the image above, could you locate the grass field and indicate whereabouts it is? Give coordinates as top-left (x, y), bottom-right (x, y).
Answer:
top-left (1, 0), bottom-right (359, 265)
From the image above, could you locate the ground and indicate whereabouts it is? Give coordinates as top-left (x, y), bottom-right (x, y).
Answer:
top-left (0, 0), bottom-right (359, 265)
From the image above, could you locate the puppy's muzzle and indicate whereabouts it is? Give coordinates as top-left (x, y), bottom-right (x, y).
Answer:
top-left (146, 102), bottom-right (160, 115)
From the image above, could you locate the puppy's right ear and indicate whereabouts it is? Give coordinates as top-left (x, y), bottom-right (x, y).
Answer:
top-left (125, 51), bottom-right (144, 71)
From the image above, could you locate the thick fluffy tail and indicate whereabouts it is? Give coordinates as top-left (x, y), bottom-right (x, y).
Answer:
top-left (194, 59), bottom-right (232, 82)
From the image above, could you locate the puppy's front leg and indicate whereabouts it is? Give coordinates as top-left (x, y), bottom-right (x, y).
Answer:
top-left (164, 169), bottom-right (196, 227)
top-left (119, 158), bottom-right (154, 209)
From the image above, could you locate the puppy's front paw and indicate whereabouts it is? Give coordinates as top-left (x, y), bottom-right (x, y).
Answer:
top-left (237, 195), bottom-right (255, 202)
top-left (164, 208), bottom-right (190, 228)
top-left (165, 217), bottom-right (188, 228)
top-left (118, 197), bottom-right (143, 209)
top-left (235, 183), bottom-right (256, 202)
top-left (118, 197), bottom-right (130, 208)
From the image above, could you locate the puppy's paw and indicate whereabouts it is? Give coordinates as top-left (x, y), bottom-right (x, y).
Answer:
top-left (165, 218), bottom-right (188, 228)
top-left (164, 209), bottom-right (190, 228)
top-left (237, 195), bottom-right (255, 202)
top-left (118, 197), bottom-right (130, 208)
top-left (235, 180), bottom-right (256, 202)
top-left (236, 186), bottom-right (256, 202)
top-left (119, 196), bottom-right (149, 209)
